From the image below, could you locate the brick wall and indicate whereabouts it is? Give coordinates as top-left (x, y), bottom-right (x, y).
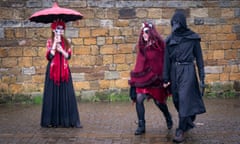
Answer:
top-left (0, 0), bottom-right (240, 100)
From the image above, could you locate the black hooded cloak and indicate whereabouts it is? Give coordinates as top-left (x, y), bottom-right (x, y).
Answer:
top-left (163, 11), bottom-right (206, 117)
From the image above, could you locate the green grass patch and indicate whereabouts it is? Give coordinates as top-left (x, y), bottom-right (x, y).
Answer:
top-left (32, 95), bottom-right (43, 104)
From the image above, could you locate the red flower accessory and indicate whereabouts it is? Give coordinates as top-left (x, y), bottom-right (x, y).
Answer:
top-left (51, 20), bottom-right (66, 30)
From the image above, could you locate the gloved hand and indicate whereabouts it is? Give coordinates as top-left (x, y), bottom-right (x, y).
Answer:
top-left (200, 80), bottom-right (205, 88)
top-left (129, 86), bottom-right (137, 102)
top-left (200, 80), bottom-right (205, 97)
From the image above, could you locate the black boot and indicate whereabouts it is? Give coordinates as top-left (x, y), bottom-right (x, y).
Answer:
top-left (135, 120), bottom-right (145, 135)
top-left (173, 128), bottom-right (185, 143)
top-left (155, 102), bottom-right (173, 129)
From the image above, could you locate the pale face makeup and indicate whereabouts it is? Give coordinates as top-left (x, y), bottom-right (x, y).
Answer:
top-left (142, 27), bottom-right (149, 41)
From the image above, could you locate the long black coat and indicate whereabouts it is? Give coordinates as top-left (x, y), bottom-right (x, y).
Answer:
top-left (163, 32), bottom-right (206, 117)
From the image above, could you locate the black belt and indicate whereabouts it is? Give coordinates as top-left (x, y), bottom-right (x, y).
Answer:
top-left (175, 62), bottom-right (193, 65)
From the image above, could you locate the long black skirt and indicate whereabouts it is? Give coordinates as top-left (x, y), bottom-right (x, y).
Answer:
top-left (41, 64), bottom-right (81, 128)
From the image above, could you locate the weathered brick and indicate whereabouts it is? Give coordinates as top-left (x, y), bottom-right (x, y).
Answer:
top-left (116, 64), bottom-right (130, 71)
top-left (117, 44), bottom-right (134, 54)
top-left (120, 27), bottom-right (133, 36)
top-left (15, 28), bottom-right (25, 38)
top-left (232, 41), bottom-right (240, 49)
top-left (216, 34), bottom-right (236, 41)
top-left (74, 81), bottom-right (90, 90)
top-left (79, 28), bottom-right (90, 38)
top-left (85, 72), bottom-right (104, 81)
top-left (89, 81), bottom-right (99, 90)
top-left (205, 66), bottom-right (223, 74)
top-left (18, 57), bottom-right (33, 67)
top-left (72, 73), bottom-right (85, 82)
top-left (125, 54), bottom-right (136, 64)
top-left (32, 75), bottom-right (44, 83)
top-left (220, 73), bottom-right (229, 81)
top-left (103, 55), bottom-right (113, 65)
top-left (119, 8), bottom-right (136, 19)
top-left (4, 28), bottom-right (15, 39)
top-left (99, 80), bottom-right (110, 89)
top-left (2, 57), bottom-right (18, 67)
top-left (148, 8), bottom-right (162, 18)
top-left (113, 54), bottom-right (125, 64)
top-left (69, 1), bottom-right (87, 8)
top-left (105, 37), bottom-right (113, 44)
top-left (213, 50), bottom-right (224, 59)
top-left (113, 36), bottom-right (124, 44)
top-left (91, 45), bottom-right (100, 55)
top-left (38, 47), bottom-right (46, 57)
top-left (23, 47), bottom-right (37, 56)
top-left (208, 8), bottom-right (221, 18)
top-left (9, 84), bottom-right (23, 94)
top-left (120, 71), bottom-right (130, 78)
top-left (84, 38), bottom-right (96, 45)
top-left (115, 20), bottom-right (129, 27)
top-left (74, 46), bottom-right (91, 55)
top-left (97, 37), bottom-right (105, 46)
top-left (206, 74), bottom-right (220, 83)
top-left (32, 57), bottom-right (47, 67)
top-left (230, 73), bottom-right (240, 81)
top-left (115, 79), bottom-right (128, 88)
top-left (2, 76), bottom-right (16, 84)
top-left (0, 48), bottom-right (8, 57)
top-left (91, 28), bottom-right (108, 37)
top-left (225, 50), bottom-right (238, 60)
top-left (100, 45), bottom-right (117, 54)
top-left (104, 71), bottom-right (120, 80)
top-left (72, 38), bottom-right (84, 45)
top-left (109, 28), bottom-right (120, 36)
top-left (136, 9), bottom-right (148, 18)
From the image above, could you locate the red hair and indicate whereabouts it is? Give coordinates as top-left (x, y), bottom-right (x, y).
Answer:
top-left (51, 20), bottom-right (66, 30)
top-left (137, 22), bottom-right (165, 55)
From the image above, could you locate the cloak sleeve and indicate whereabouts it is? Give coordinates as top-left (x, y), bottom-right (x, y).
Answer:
top-left (46, 39), bottom-right (54, 61)
top-left (193, 39), bottom-right (205, 81)
top-left (66, 48), bottom-right (72, 60)
top-left (163, 41), bottom-right (171, 83)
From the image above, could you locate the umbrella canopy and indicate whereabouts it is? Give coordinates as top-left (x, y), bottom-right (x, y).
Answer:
top-left (29, 2), bottom-right (83, 23)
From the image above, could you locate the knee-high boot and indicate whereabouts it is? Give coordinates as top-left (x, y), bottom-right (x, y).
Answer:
top-left (135, 94), bottom-right (146, 135)
top-left (155, 102), bottom-right (173, 129)
top-left (135, 120), bottom-right (145, 135)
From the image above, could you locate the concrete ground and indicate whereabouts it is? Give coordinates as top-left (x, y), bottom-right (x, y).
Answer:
top-left (0, 98), bottom-right (240, 144)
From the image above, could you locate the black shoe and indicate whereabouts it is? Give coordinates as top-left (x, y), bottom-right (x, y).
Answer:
top-left (134, 120), bottom-right (145, 135)
top-left (173, 129), bottom-right (185, 143)
top-left (166, 116), bottom-right (173, 129)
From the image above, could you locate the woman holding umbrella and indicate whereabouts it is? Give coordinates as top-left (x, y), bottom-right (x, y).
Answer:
top-left (29, 2), bottom-right (83, 128)
top-left (41, 20), bottom-right (82, 128)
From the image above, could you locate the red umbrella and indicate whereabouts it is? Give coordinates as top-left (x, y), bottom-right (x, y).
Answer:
top-left (29, 2), bottom-right (83, 23)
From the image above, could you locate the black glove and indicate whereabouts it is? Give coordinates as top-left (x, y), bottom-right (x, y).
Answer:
top-left (200, 80), bottom-right (205, 88)
top-left (129, 86), bottom-right (137, 101)
top-left (200, 80), bottom-right (205, 97)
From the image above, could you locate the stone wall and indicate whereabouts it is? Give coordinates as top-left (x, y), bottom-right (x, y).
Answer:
top-left (0, 0), bottom-right (240, 100)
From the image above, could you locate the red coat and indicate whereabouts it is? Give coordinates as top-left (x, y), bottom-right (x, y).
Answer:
top-left (129, 42), bottom-right (169, 103)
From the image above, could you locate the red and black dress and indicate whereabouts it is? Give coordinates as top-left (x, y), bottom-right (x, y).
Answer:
top-left (41, 39), bottom-right (81, 128)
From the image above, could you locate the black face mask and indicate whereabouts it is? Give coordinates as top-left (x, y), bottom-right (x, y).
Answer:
top-left (172, 20), bottom-right (181, 32)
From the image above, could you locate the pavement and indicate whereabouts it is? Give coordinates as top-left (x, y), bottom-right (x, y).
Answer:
top-left (0, 98), bottom-right (240, 144)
